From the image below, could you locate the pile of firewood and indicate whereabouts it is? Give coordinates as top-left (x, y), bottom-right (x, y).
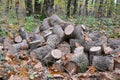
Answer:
top-left (1, 14), bottom-right (120, 75)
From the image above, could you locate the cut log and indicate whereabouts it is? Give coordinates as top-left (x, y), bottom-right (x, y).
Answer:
top-left (89, 46), bottom-right (102, 55)
top-left (12, 40), bottom-right (28, 51)
top-left (34, 27), bottom-right (40, 34)
top-left (108, 38), bottom-right (120, 49)
top-left (47, 34), bottom-right (60, 48)
top-left (19, 27), bottom-right (29, 40)
top-left (14, 35), bottom-right (22, 43)
top-left (49, 14), bottom-right (64, 26)
top-left (69, 39), bottom-right (80, 52)
top-left (33, 34), bottom-right (45, 41)
top-left (73, 25), bottom-right (85, 45)
top-left (30, 45), bottom-right (52, 60)
top-left (43, 49), bottom-right (63, 63)
top-left (57, 42), bottom-right (71, 55)
top-left (71, 46), bottom-right (89, 72)
top-left (29, 40), bottom-right (46, 50)
top-left (52, 25), bottom-right (64, 40)
top-left (64, 25), bottom-right (74, 36)
top-left (92, 56), bottom-right (114, 71)
top-left (40, 18), bottom-right (51, 31)
top-left (89, 46), bottom-right (102, 65)
top-left (89, 31), bottom-right (102, 41)
top-left (111, 47), bottom-right (120, 54)
top-left (64, 61), bottom-right (78, 74)
top-left (60, 22), bottom-right (73, 30)
top-left (51, 49), bottom-right (63, 59)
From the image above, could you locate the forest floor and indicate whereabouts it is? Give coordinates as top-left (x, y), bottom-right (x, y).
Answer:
top-left (0, 13), bottom-right (120, 80)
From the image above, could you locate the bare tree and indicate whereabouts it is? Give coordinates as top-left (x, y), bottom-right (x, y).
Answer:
top-left (25, 0), bottom-right (33, 16)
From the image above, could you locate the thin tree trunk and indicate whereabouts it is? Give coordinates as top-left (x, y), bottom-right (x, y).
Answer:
top-left (25, 0), bottom-right (33, 16)
top-left (67, 0), bottom-right (71, 17)
top-left (43, 0), bottom-right (54, 17)
top-left (73, 0), bottom-right (78, 15)
top-left (34, 0), bottom-right (41, 14)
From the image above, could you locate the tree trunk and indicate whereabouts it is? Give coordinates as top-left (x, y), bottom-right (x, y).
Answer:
top-left (67, 0), bottom-right (71, 17)
top-left (73, 0), bottom-right (78, 15)
top-left (43, 0), bottom-right (54, 17)
top-left (34, 0), bottom-right (41, 14)
top-left (25, 0), bottom-right (33, 16)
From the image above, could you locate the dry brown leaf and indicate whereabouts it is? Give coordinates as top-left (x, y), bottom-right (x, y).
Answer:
top-left (84, 32), bottom-right (92, 42)
top-left (87, 66), bottom-right (96, 74)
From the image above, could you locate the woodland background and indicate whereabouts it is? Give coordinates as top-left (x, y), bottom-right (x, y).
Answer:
top-left (0, 0), bottom-right (120, 38)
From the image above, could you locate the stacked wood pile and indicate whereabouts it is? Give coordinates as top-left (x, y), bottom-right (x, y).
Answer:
top-left (0, 14), bottom-right (120, 79)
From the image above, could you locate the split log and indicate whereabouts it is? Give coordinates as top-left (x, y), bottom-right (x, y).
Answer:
top-left (42, 29), bottom-right (52, 38)
top-left (44, 49), bottom-right (63, 63)
top-left (14, 35), bottom-right (22, 43)
top-left (64, 25), bottom-right (74, 36)
top-left (30, 45), bottom-right (52, 60)
top-left (12, 40), bottom-right (28, 51)
top-left (47, 34), bottom-right (60, 48)
top-left (89, 46), bottom-right (102, 65)
top-left (108, 38), bottom-right (120, 49)
top-left (49, 14), bottom-right (64, 26)
top-left (52, 25), bottom-right (64, 40)
top-left (92, 56), bottom-right (114, 71)
top-left (19, 27), bottom-right (29, 40)
top-left (57, 42), bottom-right (71, 55)
top-left (70, 46), bottom-right (89, 72)
top-left (69, 39), bottom-right (80, 52)
top-left (73, 25), bottom-right (85, 45)
top-left (40, 18), bottom-right (51, 31)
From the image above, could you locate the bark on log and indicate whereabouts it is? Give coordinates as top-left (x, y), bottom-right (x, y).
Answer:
top-left (69, 39), bottom-right (80, 52)
top-left (40, 18), bottom-right (51, 31)
top-left (57, 42), bottom-right (71, 55)
top-left (14, 35), bottom-right (22, 43)
top-left (19, 27), bottom-right (29, 40)
top-left (28, 34), bottom-right (45, 50)
top-left (49, 14), bottom-right (64, 26)
top-left (89, 31), bottom-right (102, 41)
top-left (47, 34), bottom-right (60, 48)
top-left (108, 38), bottom-right (120, 49)
top-left (12, 40), bottom-right (28, 51)
top-left (73, 25), bottom-right (85, 45)
top-left (92, 56), bottom-right (114, 71)
top-left (43, 49), bottom-right (63, 63)
top-left (89, 46), bottom-right (102, 65)
top-left (64, 25), bottom-right (74, 36)
top-left (52, 25), bottom-right (64, 40)
top-left (70, 46), bottom-right (89, 72)
top-left (30, 45), bottom-right (52, 60)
